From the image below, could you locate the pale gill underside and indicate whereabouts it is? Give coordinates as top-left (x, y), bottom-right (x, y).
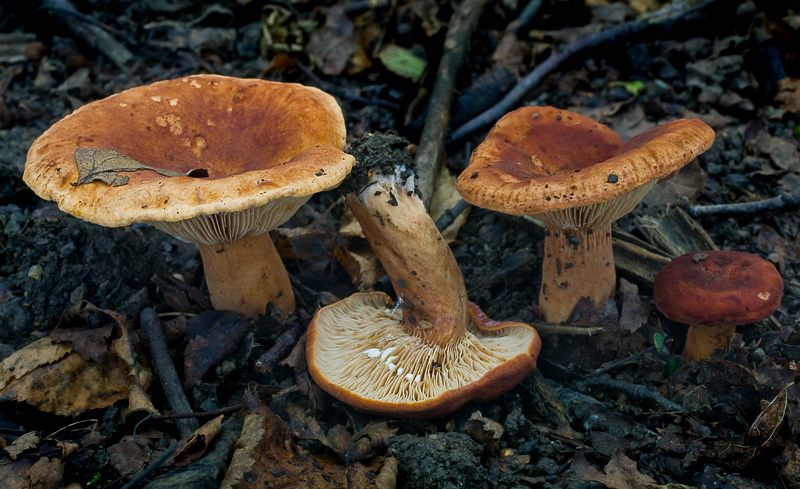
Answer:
top-left (149, 195), bottom-right (310, 245)
top-left (312, 293), bottom-right (536, 404)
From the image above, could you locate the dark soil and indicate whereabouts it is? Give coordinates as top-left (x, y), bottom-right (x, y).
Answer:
top-left (3, 0), bottom-right (800, 488)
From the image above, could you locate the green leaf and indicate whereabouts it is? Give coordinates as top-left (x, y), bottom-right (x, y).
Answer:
top-left (610, 79), bottom-right (646, 96)
top-left (72, 148), bottom-right (207, 187)
top-left (377, 45), bottom-right (426, 82)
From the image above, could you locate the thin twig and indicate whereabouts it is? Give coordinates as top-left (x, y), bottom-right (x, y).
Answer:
top-left (254, 320), bottom-right (303, 375)
top-left (140, 308), bottom-right (199, 438)
top-left (435, 198), bottom-right (470, 231)
top-left (416, 0), bottom-right (490, 209)
top-left (41, 0), bottom-right (134, 69)
top-left (448, 0), bottom-right (725, 145)
top-left (680, 191), bottom-right (800, 218)
top-left (506, 0), bottom-right (543, 35)
top-left (118, 438), bottom-right (178, 489)
top-left (576, 373), bottom-right (685, 413)
top-left (152, 404), bottom-right (242, 420)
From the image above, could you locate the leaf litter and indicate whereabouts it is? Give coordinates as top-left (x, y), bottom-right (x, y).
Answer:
top-left (3, 0), bottom-right (800, 488)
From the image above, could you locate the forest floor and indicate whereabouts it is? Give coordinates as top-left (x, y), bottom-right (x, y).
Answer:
top-left (2, 0), bottom-right (800, 488)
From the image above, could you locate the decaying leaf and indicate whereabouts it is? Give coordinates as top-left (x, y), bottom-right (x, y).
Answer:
top-left (3, 432), bottom-right (41, 461)
top-left (429, 164), bottom-right (469, 243)
top-left (568, 449), bottom-right (658, 489)
top-left (0, 323), bottom-right (151, 416)
top-left (220, 389), bottom-right (373, 488)
top-left (173, 415), bottom-right (224, 467)
top-left (748, 382), bottom-right (794, 448)
top-left (183, 310), bottom-right (253, 389)
top-left (617, 278), bottom-right (649, 334)
top-left (306, 5), bottom-right (358, 76)
top-left (462, 411), bottom-right (504, 453)
top-left (72, 148), bottom-right (207, 187)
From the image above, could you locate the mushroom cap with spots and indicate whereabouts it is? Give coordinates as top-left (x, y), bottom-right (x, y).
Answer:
top-left (654, 251), bottom-right (783, 327)
top-left (306, 292), bottom-right (541, 418)
top-left (24, 74), bottom-right (354, 242)
top-left (456, 106), bottom-right (716, 219)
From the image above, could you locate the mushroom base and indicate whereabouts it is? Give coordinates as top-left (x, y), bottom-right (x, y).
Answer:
top-left (197, 233), bottom-right (295, 319)
top-left (539, 224), bottom-right (615, 324)
top-left (682, 323), bottom-right (736, 361)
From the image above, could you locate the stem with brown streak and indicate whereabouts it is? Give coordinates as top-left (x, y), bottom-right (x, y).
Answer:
top-left (539, 223), bottom-right (616, 323)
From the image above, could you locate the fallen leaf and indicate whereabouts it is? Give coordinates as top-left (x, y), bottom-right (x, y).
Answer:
top-left (183, 310), bottom-right (253, 389)
top-left (377, 45), bottom-right (426, 82)
top-left (306, 5), bottom-right (358, 76)
top-left (4, 432), bottom-right (41, 461)
top-left (219, 389), bottom-right (373, 488)
top-left (429, 164), bottom-right (469, 243)
top-left (568, 449), bottom-right (658, 489)
top-left (0, 324), bottom-right (151, 416)
top-left (463, 411), bottom-right (504, 453)
top-left (173, 415), bottom-right (224, 467)
top-left (72, 148), bottom-right (207, 187)
top-left (617, 279), bottom-right (649, 334)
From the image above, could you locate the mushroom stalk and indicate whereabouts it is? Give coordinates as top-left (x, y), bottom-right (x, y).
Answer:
top-left (346, 167), bottom-right (469, 348)
top-left (539, 223), bottom-right (615, 323)
top-left (197, 233), bottom-right (295, 319)
top-left (682, 324), bottom-right (736, 361)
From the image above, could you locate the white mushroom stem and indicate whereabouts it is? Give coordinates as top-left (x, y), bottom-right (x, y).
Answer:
top-left (539, 223), bottom-right (615, 323)
top-left (197, 233), bottom-right (295, 319)
top-left (682, 323), bottom-right (736, 361)
top-left (346, 167), bottom-right (469, 348)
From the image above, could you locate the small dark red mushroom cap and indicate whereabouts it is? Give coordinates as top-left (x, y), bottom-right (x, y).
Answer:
top-left (654, 251), bottom-right (783, 326)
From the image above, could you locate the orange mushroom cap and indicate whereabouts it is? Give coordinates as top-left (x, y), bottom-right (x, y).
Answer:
top-left (654, 251), bottom-right (783, 326)
top-left (24, 74), bottom-right (353, 229)
top-left (456, 106), bottom-right (715, 216)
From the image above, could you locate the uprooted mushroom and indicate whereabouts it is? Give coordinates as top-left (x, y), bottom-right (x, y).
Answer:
top-left (457, 106), bottom-right (715, 324)
top-left (305, 134), bottom-right (542, 418)
top-left (24, 74), bottom-right (355, 319)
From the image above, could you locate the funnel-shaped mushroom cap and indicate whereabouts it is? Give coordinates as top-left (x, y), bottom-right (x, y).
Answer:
top-left (457, 106), bottom-right (715, 216)
top-left (306, 292), bottom-right (541, 418)
top-left (24, 75), bottom-right (354, 239)
top-left (654, 251), bottom-right (783, 326)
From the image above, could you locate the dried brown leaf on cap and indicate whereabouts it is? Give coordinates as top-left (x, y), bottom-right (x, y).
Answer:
top-left (24, 74), bottom-right (355, 319)
top-left (72, 148), bottom-right (207, 187)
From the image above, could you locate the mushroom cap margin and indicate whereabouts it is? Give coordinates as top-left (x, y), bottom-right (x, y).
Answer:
top-left (457, 106), bottom-right (715, 216)
top-left (24, 74), bottom-right (354, 227)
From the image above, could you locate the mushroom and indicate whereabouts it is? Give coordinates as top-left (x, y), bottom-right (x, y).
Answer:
top-left (456, 106), bottom-right (715, 323)
top-left (653, 251), bottom-right (783, 361)
top-left (305, 134), bottom-right (541, 418)
top-left (24, 75), bottom-right (354, 319)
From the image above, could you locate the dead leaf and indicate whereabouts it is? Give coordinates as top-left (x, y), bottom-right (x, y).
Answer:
top-left (72, 148), bottom-right (207, 187)
top-left (748, 382), bottom-right (794, 448)
top-left (642, 160), bottom-right (705, 205)
top-left (0, 324), bottom-right (151, 416)
top-left (4, 432), bottom-right (41, 461)
top-left (219, 388), bottom-right (373, 488)
top-left (334, 245), bottom-right (383, 291)
top-left (306, 5), bottom-right (358, 76)
top-left (568, 449), bottom-right (658, 489)
top-left (183, 310), bottom-right (253, 389)
top-left (617, 279), bottom-right (649, 334)
top-left (463, 411), bottom-right (504, 453)
top-left (173, 415), bottom-right (224, 467)
top-left (429, 164), bottom-right (469, 243)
